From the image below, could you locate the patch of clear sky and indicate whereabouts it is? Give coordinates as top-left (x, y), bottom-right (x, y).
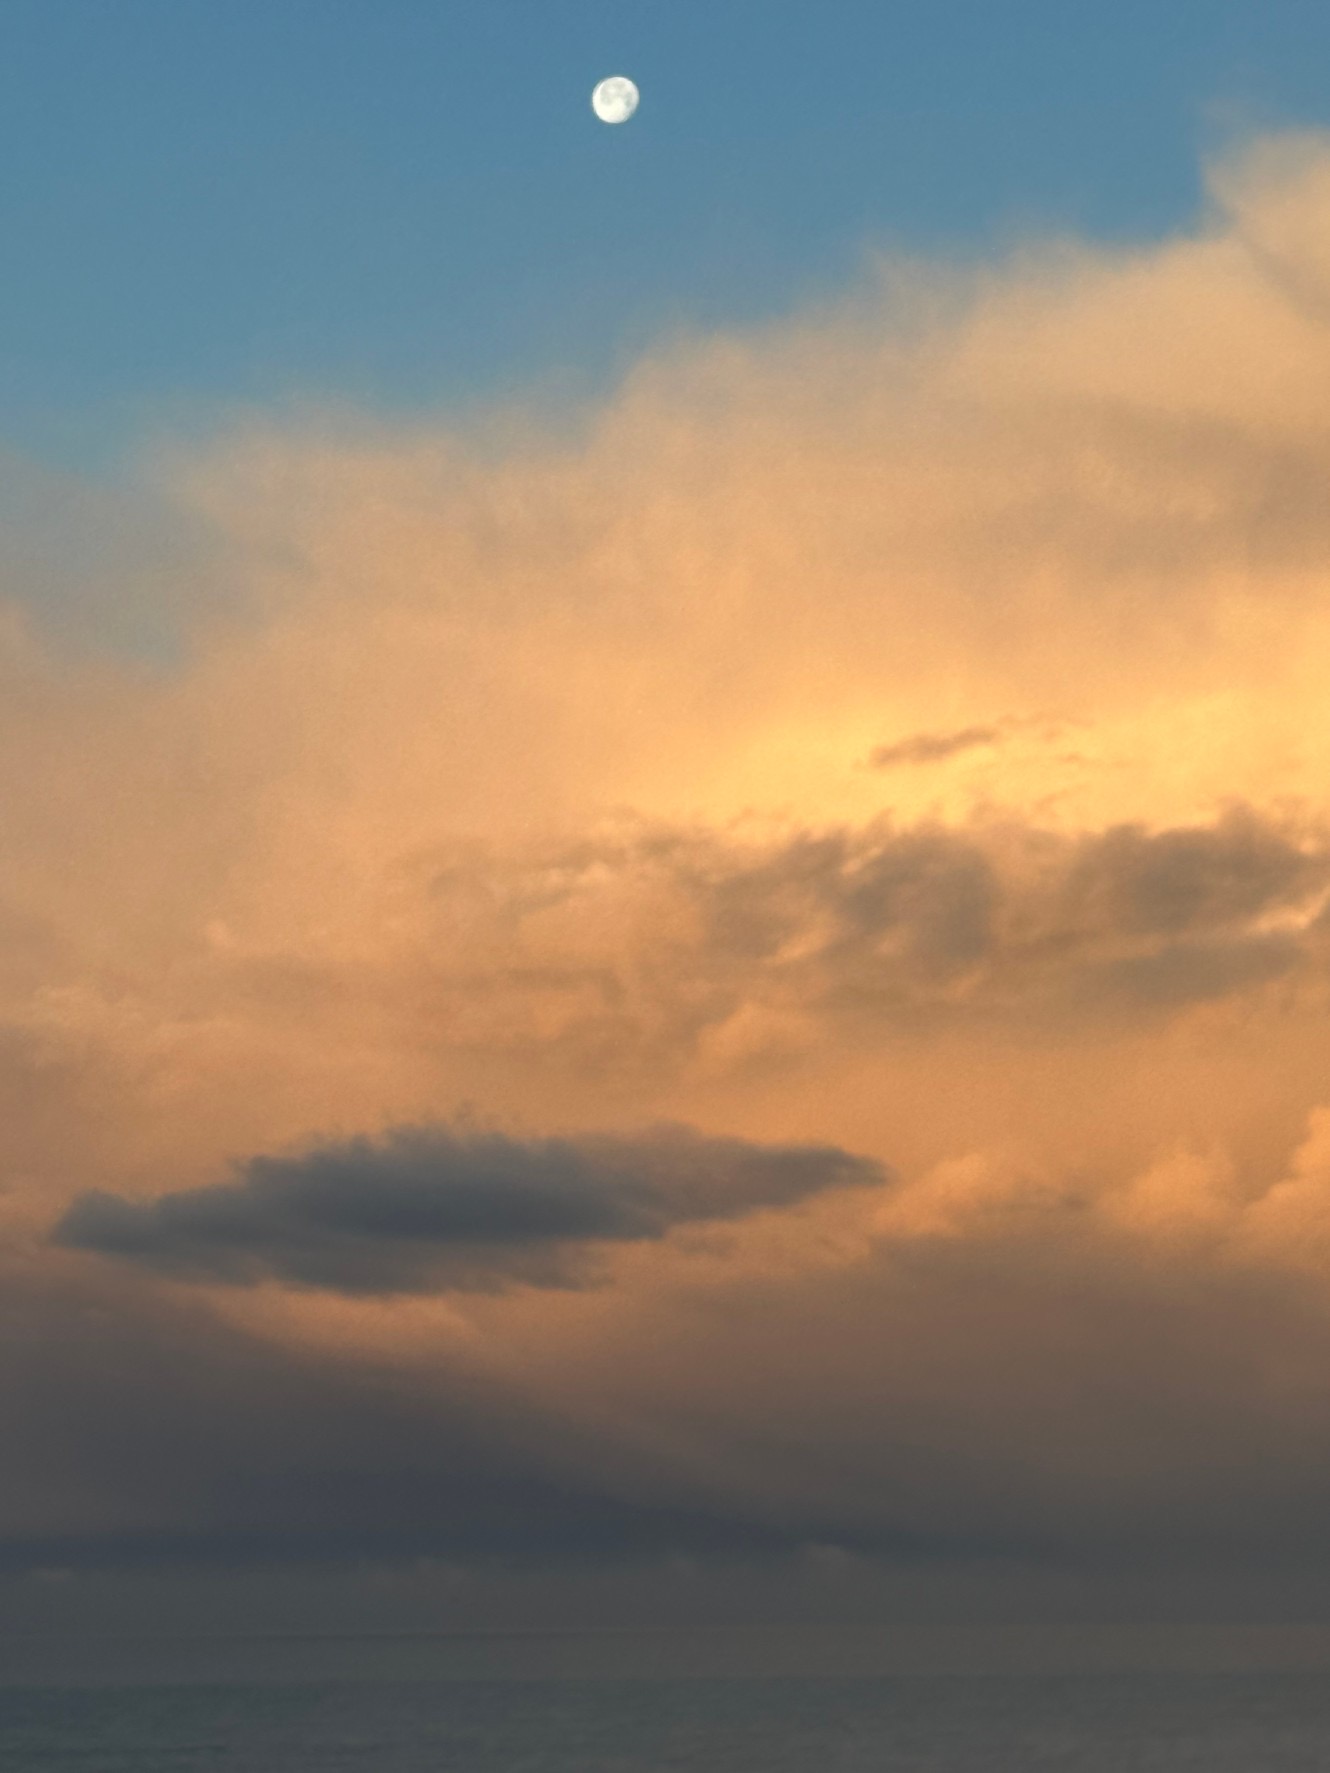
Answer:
top-left (0, 0), bottom-right (1328, 470)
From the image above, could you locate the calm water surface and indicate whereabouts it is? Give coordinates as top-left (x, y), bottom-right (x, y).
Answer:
top-left (4, 1632), bottom-right (1330, 1771)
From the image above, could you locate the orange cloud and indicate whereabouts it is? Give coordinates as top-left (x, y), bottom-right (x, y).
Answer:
top-left (9, 131), bottom-right (1330, 1587)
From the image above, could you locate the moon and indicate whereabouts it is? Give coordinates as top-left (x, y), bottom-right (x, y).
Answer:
top-left (592, 76), bottom-right (639, 125)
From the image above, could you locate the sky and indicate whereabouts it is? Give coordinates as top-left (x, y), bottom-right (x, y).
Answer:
top-left (3, 0), bottom-right (1330, 465)
top-left (11, 2), bottom-right (1330, 1640)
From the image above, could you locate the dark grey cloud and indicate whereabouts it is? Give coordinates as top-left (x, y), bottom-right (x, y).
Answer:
top-left (14, 1201), bottom-right (1330, 1598)
top-left (1059, 807), bottom-right (1328, 937)
top-left (869, 725), bottom-right (1004, 768)
top-left (410, 804), bottom-right (1330, 1070)
top-left (702, 825), bottom-right (999, 986)
top-left (0, 1255), bottom-right (801, 1582)
top-left (700, 807), bottom-right (1326, 991)
top-left (53, 1124), bottom-right (880, 1295)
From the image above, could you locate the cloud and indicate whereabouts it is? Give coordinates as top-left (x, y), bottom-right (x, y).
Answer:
top-left (53, 1124), bottom-right (879, 1294)
top-left (16, 1119), bottom-right (1330, 1588)
top-left (0, 1252), bottom-right (808, 1578)
top-left (869, 725), bottom-right (1004, 768)
top-left (11, 130), bottom-right (1330, 1609)
top-left (376, 804), bottom-right (1329, 1077)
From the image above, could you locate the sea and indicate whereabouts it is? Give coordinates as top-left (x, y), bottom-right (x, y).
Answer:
top-left (4, 1625), bottom-right (1330, 1771)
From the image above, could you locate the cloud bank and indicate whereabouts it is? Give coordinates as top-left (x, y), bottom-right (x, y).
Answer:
top-left (8, 132), bottom-right (1330, 1612)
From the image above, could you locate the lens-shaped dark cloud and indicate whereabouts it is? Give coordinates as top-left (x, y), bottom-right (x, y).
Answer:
top-left (53, 1124), bottom-right (882, 1295)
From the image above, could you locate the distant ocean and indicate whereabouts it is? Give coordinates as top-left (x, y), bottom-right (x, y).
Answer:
top-left (5, 1626), bottom-right (1330, 1771)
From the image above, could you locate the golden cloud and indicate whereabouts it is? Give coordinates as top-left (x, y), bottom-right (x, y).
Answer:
top-left (8, 131), bottom-right (1330, 1579)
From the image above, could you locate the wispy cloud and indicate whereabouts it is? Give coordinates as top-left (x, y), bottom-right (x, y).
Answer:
top-left (869, 725), bottom-right (1004, 768)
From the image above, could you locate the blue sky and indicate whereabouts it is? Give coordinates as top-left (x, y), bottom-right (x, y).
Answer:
top-left (2, 0), bottom-right (1329, 468)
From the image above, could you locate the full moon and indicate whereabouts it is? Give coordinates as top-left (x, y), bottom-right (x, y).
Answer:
top-left (591, 76), bottom-right (639, 125)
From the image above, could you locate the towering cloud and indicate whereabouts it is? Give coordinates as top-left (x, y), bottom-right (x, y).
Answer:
top-left (8, 133), bottom-right (1330, 1611)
